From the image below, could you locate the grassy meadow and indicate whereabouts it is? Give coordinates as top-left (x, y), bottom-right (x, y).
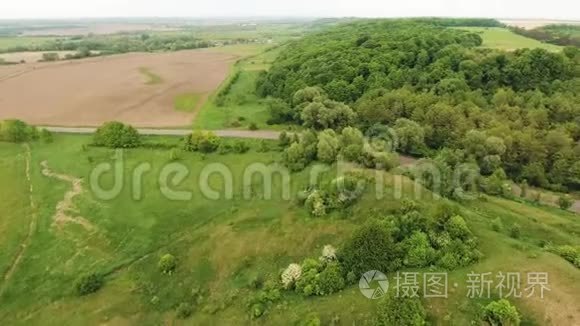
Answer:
top-left (0, 36), bottom-right (57, 51)
top-left (456, 27), bottom-right (562, 51)
top-left (0, 135), bottom-right (578, 324)
top-left (194, 46), bottom-right (287, 130)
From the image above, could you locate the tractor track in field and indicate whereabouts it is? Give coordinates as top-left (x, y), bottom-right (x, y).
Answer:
top-left (0, 144), bottom-right (37, 297)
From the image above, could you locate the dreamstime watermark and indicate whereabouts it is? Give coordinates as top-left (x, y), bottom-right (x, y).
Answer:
top-left (87, 129), bottom-right (483, 202)
top-left (358, 271), bottom-right (551, 300)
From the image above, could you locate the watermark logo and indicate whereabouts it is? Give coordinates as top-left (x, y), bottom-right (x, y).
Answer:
top-left (359, 270), bottom-right (389, 299)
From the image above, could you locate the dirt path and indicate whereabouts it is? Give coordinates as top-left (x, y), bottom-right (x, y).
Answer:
top-left (0, 144), bottom-right (37, 297)
top-left (40, 161), bottom-right (96, 232)
top-left (39, 126), bottom-right (283, 140)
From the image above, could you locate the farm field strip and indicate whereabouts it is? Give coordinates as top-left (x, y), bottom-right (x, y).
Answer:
top-left (0, 49), bottom-right (238, 128)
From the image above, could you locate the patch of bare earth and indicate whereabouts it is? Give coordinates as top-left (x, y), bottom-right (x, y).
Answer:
top-left (0, 50), bottom-right (237, 127)
top-left (40, 160), bottom-right (96, 232)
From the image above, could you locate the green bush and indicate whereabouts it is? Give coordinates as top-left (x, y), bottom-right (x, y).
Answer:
top-left (183, 131), bottom-right (220, 153)
top-left (558, 195), bottom-right (574, 210)
top-left (249, 122), bottom-right (259, 130)
top-left (257, 140), bottom-right (271, 152)
top-left (294, 259), bottom-right (345, 297)
top-left (509, 224), bottom-right (521, 239)
top-left (298, 313), bottom-right (322, 326)
top-left (158, 254), bottom-right (177, 274)
top-left (176, 302), bottom-right (193, 319)
top-left (75, 273), bottom-right (104, 296)
top-left (403, 231), bottom-right (435, 268)
top-left (340, 219), bottom-right (402, 276)
top-left (93, 121), bottom-right (141, 148)
top-left (482, 299), bottom-right (520, 326)
top-left (304, 191), bottom-right (327, 217)
top-left (374, 292), bottom-right (426, 326)
top-left (0, 119), bottom-right (38, 143)
top-left (233, 140), bottom-right (250, 154)
top-left (492, 217), bottom-right (503, 232)
top-left (40, 128), bottom-right (54, 143)
top-left (548, 245), bottom-right (580, 268)
top-left (247, 280), bottom-right (281, 319)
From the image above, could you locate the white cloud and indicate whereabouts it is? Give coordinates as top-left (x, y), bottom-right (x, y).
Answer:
top-left (1, 0), bottom-right (578, 20)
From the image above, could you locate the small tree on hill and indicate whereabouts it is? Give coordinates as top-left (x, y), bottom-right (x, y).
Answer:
top-left (558, 195), bottom-right (573, 211)
top-left (93, 121), bottom-right (141, 148)
top-left (482, 299), bottom-right (521, 326)
top-left (75, 273), bottom-right (104, 296)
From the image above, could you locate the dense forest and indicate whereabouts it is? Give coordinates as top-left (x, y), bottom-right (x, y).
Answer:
top-left (511, 24), bottom-right (580, 47)
top-left (257, 19), bottom-right (580, 193)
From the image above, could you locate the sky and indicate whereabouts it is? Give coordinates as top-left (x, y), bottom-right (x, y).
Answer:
top-left (1, 0), bottom-right (579, 20)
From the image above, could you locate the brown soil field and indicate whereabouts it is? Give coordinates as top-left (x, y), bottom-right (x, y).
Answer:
top-left (0, 50), bottom-right (236, 127)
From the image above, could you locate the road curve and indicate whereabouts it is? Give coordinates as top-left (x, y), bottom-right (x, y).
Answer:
top-left (39, 126), bottom-right (283, 140)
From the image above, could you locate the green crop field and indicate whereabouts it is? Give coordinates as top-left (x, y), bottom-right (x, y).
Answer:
top-left (0, 134), bottom-right (578, 324)
top-left (456, 27), bottom-right (562, 51)
top-left (0, 36), bottom-right (58, 51)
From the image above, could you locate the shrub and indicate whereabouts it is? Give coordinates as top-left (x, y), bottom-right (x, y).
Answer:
top-left (558, 195), bottom-right (574, 210)
top-left (281, 263), bottom-right (302, 289)
top-left (548, 245), bottom-right (580, 268)
top-left (509, 224), bottom-right (521, 239)
top-left (248, 280), bottom-right (281, 319)
top-left (40, 128), bottom-right (54, 143)
top-left (374, 292), bottom-right (426, 326)
top-left (0, 119), bottom-right (37, 143)
top-left (233, 140), bottom-right (250, 153)
top-left (294, 259), bottom-right (345, 296)
top-left (446, 215), bottom-right (472, 240)
top-left (93, 121), bottom-right (141, 148)
top-left (279, 131), bottom-right (291, 148)
top-left (75, 273), bottom-right (104, 296)
top-left (283, 142), bottom-right (307, 172)
top-left (316, 262), bottom-right (345, 295)
top-left (403, 231), bottom-right (435, 268)
top-left (257, 140), bottom-right (270, 152)
top-left (298, 313), bottom-right (322, 326)
top-left (482, 299), bottom-right (520, 326)
top-left (304, 191), bottom-right (327, 217)
top-left (183, 131), bottom-right (220, 153)
top-left (169, 148), bottom-right (181, 161)
top-left (176, 302), bottom-right (193, 319)
top-left (320, 244), bottom-right (337, 262)
top-left (492, 217), bottom-right (503, 232)
top-left (218, 142), bottom-right (233, 154)
top-left (249, 122), bottom-right (259, 130)
top-left (159, 254), bottom-right (177, 274)
top-left (340, 219), bottom-right (402, 276)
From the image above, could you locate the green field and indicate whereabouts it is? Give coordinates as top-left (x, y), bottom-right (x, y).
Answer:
top-left (457, 27), bottom-right (562, 51)
top-left (0, 135), bottom-right (578, 324)
top-left (194, 45), bottom-right (286, 130)
top-left (174, 93), bottom-right (202, 112)
top-left (0, 36), bottom-right (57, 51)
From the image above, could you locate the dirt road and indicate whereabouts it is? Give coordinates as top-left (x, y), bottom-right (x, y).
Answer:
top-left (40, 126), bottom-right (283, 140)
